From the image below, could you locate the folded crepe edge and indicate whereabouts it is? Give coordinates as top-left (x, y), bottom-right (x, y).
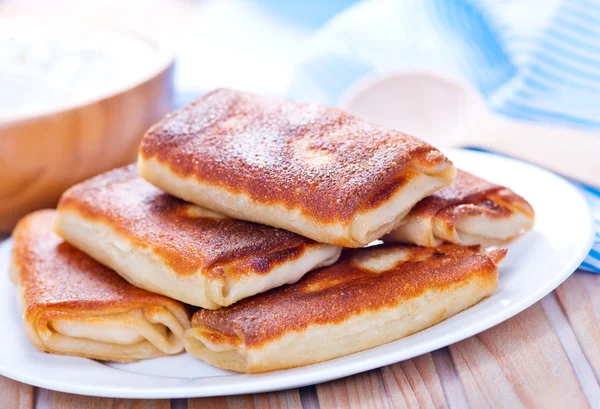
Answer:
top-left (138, 152), bottom-right (456, 247)
top-left (8, 229), bottom-right (192, 362)
top-left (55, 208), bottom-right (341, 309)
top-left (183, 247), bottom-right (502, 373)
top-left (385, 186), bottom-right (534, 247)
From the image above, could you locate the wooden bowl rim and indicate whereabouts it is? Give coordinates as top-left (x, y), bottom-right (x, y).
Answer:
top-left (0, 18), bottom-right (175, 128)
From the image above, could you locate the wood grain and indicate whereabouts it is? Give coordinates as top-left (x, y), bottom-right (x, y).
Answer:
top-left (189, 395), bottom-right (253, 409)
top-left (298, 386), bottom-right (320, 409)
top-left (316, 369), bottom-right (391, 409)
top-left (36, 391), bottom-right (171, 409)
top-left (541, 292), bottom-right (600, 408)
top-left (0, 375), bottom-right (33, 409)
top-left (431, 349), bottom-right (469, 408)
top-left (555, 272), bottom-right (600, 379)
top-left (449, 302), bottom-right (590, 409)
top-left (253, 390), bottom-right (303, 409)
top-left (44, 392), bottom-right (114, 409)
top-left (189, 389), bottom-right (302, 409)
top-left (380, 353), bottom-right (448, 409)
top-left (115, 398), bottom-right (171, 409)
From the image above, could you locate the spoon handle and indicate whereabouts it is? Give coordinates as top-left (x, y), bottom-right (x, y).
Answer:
top-left (463, 114), bottom-right (600, 188)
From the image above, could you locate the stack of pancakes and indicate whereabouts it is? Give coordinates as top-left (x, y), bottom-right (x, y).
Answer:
top-left (10, 89), bottom-right (534, 372)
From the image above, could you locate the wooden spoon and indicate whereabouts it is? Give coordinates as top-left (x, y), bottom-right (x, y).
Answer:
top-left (339, 70), bottom-right (600, 188)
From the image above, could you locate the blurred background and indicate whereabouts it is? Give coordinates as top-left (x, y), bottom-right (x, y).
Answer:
top-left (0, 0), bottom-right (357, 105)
top-left (0, 0), bottom-right (599, 270)
top-left (0, 0), bottom-right (356, 231)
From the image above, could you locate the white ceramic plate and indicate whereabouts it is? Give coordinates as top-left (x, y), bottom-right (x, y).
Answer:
top-left (0, 149), bottom-right (594, 398)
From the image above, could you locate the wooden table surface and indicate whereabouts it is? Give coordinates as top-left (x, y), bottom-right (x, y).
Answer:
top-left (1, 270), bottom-right (598, 409)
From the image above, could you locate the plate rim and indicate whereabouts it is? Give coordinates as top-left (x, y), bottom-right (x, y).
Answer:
top-left (0, 149), bottom-right (595, 398)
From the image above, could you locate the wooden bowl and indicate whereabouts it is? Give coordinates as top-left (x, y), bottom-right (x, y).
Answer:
top-left (0, 32), bottom-right (174, 233)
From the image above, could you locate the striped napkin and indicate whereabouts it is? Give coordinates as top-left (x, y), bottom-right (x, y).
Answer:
top-left (287, 0), bottom-right (600, 272)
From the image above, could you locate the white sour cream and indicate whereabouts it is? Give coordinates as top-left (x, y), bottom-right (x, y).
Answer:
top-left (0, 18), bottom-right (160, 120)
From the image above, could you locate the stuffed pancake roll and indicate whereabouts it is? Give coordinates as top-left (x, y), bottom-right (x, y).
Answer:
top-left (385, 170), bottom-right (534, 247)
top-left (184, 244), bottom-right (504, 373)
top-left (10, 210), bottom-right (191, 363)
top-left (138, 88), bottom-right (456, 247)
top-left (55, 166), bottom-right (341, 309)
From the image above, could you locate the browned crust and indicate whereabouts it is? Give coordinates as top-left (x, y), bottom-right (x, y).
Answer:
top-left (11, 210), bottom-right (188, 320)
top-left (192, 244), bottom-right (501, 348)
top-left (489, 187), bottom-right (535, 219)
top-left (487, 248), bottom-right (508, 265)
top-left (57, 165), bottom-right (323, 277)
top-left (409, 170), bottom-right (534, 224)
top-left (139, 88), bottom-right (453, 222)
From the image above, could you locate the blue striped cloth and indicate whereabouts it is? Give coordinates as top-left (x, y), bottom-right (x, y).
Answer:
top-left (287, 0), bottom-right (600, 272)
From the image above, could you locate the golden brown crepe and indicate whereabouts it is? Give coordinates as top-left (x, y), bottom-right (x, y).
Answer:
top-left (184, 244), bottom-right (504, 373)
top-left (10, 210), bottom-right (191, 363)
top-left (137, 88), bottom-right (456, 247)
top-left (55, 166), bottom-right (341, 309)
top-left (385, 170), bottom-right (534, 247)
